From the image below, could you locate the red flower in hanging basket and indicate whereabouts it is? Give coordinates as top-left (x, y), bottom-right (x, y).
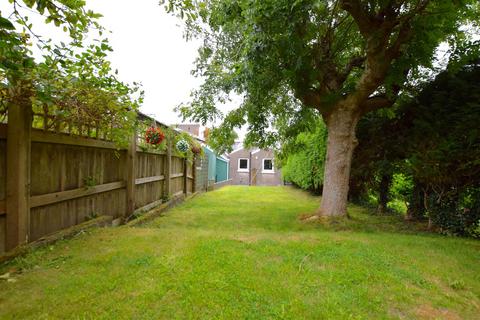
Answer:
top-left (191, 145), bottom-right (202, 154)
top-left (145, 127), bottom-right (165, 145)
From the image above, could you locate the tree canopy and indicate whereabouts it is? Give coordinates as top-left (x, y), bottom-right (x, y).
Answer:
top-left (167, 0), bottom-right (477, 140)
top-left (164, 0), bottom-right (479, 216)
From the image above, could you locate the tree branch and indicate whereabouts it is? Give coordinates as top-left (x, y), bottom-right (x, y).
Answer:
top-left (340, 0), bottom-right (377, 37)
top-left (386, 1), bottom-right (431, 59)
top-left (386, 24), bottom-right (411, 59)
top-left (337, 56), bottom-right (366, 85)
top-left (296, 90), bottom-right (322, 111)
top-left (360, 94), bottom-right (396, 114)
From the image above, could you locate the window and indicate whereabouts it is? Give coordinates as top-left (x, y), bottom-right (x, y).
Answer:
top-left (238, 158), bottom-right (249, 172)
top-left (263, 159), bottom-right (274, 173)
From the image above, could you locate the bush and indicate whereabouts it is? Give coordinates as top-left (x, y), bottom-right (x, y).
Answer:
top-left (387, 173), bottom-right (413, 214)
top-left (428, 187), bottom-right (480, 238)
top-left (281, 121), bottom-right (327, 192)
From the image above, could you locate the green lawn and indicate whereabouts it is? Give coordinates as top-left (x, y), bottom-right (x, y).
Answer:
top-left (1, 186), bottom-right (479, 319)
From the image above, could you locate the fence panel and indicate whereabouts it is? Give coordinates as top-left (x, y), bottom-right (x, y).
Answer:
top-left (30, 188), bottom-right (126, 241)
top-left (0, 113), bottom-right (199, 254)
top-left (186, 159), bottom-right (194, 194)
top-left (0, 135), bottom-right (6, 252)
top-left (135, 151), bottom-right (165, 209)
top-left (30, 142), bottom-right (126, 196)
top-left (28, 137), bottom-right (127, 241)
top-left (171, 156), bottom-right (185, 196)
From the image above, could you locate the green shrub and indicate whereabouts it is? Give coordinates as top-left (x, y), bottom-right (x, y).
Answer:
top-left (385, 173), bottom-right (413, 214)
top-left (281, 121), bottom-right (327, 192)
top-left (428, 187), bottom-right (480, 238)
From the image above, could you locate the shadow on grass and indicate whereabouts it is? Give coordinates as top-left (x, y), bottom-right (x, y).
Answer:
top-left (307, 206), bottom-right (431, 236)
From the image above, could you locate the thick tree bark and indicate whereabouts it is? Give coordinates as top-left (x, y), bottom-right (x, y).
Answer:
top-left (318, 105), bottom-right (360, 217)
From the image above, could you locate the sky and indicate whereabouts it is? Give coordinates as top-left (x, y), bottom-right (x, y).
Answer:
top-left (86, 0), bottom-right (203, 125)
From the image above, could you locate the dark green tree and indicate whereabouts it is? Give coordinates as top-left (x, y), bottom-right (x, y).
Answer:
top-left (352, 62), bottom-right (480, 234)
top-left (401, 62), bottom-right (480, 233)
top-left (350, 110), bottom-right (409, 213)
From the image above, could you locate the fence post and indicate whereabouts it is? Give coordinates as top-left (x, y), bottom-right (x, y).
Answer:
top-left (183, 158), bottom-right (188, 195)
top-left (6, 103), bottom-right (32, 250)
top-left (192, 155), bottom-right (197, 194)
top-left (126, 131), bottom-right (136, 217)
top-left (164, 140), bottom-right (172, 199)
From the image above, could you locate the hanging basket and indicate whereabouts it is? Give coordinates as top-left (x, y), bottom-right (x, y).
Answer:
top-left (191, 145), bottom-right (202, 155)
top-left (176, 139), bottom-right (189, 153)
top-left (145, 126), bottom-right (165, 145)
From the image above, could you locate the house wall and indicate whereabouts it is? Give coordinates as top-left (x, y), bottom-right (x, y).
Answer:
top-left (229, 148), bottom-right (282, 186)
top-left (250, 149), bottom-right (282, 186)
top-left (229, 149), bottom-right (251, 185)
top-left (176, 124), bottom-right (200, 137)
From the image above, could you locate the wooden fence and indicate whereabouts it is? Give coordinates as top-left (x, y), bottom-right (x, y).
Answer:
top-left (0, 106), bottom-right (195, 254)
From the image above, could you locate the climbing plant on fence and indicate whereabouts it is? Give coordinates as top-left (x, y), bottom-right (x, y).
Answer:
top-left (0, 0), bottom-right (143, 147)
top-left (136, 120), bottom-right (203, 162)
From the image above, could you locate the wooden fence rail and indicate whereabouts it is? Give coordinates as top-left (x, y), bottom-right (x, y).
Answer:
top-left (0, 106), bottom-right (196, 253)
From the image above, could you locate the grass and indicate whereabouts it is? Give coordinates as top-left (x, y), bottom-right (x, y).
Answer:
top-left (0, 186), bottom-right (479, 319)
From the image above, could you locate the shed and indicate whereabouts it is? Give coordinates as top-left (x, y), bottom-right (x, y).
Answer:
top-left (203, 146), bottom-right (230, 184)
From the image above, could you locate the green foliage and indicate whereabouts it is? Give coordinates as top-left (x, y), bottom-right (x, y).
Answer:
top-left (0, 1), bottom-right (143, 147)
top-left (352, 63), bottom-right (480, 235)
top-left (390, 174), bottom-right (414, 202)
top-left (162, 0), bottom-right (478, 152)
top-left (387, 173), bottom-right (413, 213)
top-left (405, 66), bottom-right (480, 188)
top-left (403, 64), bottom-right (480, 235)
top-left (206, 125), bottom-right (238, 155)
top-left (427, 187), bottom-right (480, 238)
top-left (82, 176), bottom-right (97, 188)
top-left (281, 120), bottom-right (327, 192)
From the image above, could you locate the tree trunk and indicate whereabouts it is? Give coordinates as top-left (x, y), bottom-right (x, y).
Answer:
top-left (377, 174), bottom-right (392, 214)
top-left (318, 106), bottom-right (360, 217)
top-left (405, 180), bottom-right (426, 221)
